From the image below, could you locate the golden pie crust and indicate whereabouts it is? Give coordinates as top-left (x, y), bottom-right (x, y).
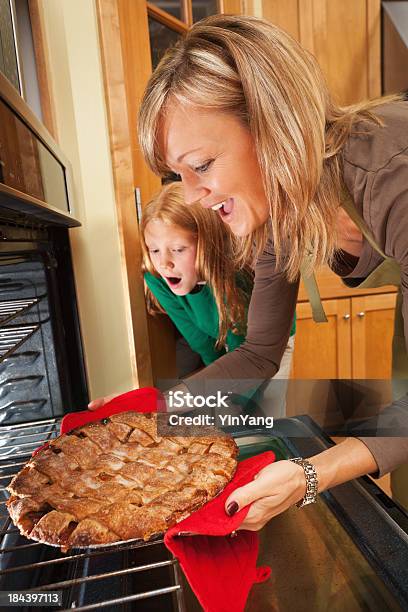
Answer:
top-left (7, 412), bottom-right (238, 550)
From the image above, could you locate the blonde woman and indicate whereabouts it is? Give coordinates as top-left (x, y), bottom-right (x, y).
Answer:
top-left (135, 14), bottom-right (408, 523)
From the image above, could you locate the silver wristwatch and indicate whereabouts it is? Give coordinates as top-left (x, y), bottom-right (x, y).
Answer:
top-left (289, 457), bottom-right (319, 508)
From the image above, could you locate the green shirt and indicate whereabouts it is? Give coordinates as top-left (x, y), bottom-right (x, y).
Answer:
top-left (145, 272), bottom-right (295, 366)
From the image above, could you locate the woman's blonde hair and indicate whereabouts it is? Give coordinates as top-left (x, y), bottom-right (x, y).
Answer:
top-left (139, 14), bottom-right (400, 281)
top-left (141, 182), bottom-right (252, 349)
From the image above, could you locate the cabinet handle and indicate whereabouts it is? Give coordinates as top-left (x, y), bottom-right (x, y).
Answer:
top-left (343, 314), bottom-right (350, 320)
top-left (357, 311), bottom-right (365, 318)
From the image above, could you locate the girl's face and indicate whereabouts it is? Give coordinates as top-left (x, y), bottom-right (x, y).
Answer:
top-left (144, 219), bottom-right (199, 295)
top-left (159, 103), bottom-right (270, 237)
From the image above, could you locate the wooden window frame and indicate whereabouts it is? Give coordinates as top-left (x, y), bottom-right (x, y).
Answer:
top-left (147, 1), bottom-right (231, 30)
top-left (182, 0), bottom-right (193, 26)
top-left (147, 3), bottom-right (189, 33)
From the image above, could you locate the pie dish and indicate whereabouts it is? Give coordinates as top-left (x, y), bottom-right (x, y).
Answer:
top-left (7, 412), bottom-right (238, 551)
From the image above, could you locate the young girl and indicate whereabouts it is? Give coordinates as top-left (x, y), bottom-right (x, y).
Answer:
top-left (140, 182), bottom-right (296, 410)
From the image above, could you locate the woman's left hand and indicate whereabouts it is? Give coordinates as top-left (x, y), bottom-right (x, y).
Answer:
top-left (224, 460), bottom-right (307, 530)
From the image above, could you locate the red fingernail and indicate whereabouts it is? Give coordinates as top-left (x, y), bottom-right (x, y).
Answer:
top-left (226, 501), bottom-right (239, 516)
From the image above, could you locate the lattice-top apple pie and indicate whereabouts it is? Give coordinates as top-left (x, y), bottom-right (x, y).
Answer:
top-left (7, 412), bottom-right (238, 551)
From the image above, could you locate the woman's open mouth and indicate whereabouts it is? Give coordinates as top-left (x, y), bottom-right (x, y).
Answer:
top-left (211, 198), bottom-right (234, 222)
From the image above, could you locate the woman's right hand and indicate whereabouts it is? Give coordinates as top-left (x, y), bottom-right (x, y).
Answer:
top-left (88, 394), bottom-right (117, 410)
top-left (224, 459), bottom-right (307, 530)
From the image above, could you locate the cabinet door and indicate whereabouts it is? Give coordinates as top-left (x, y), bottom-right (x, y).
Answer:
top-left (299, 0), bottom-right (381, 104)
top-left (292, 298), bottom-right (352, 379)
top-left (260, 1), bottom-right (300, 40)
top-left (254, 0), bottom-right (381, 104)
top-left (352, 293), bottom-right (397, 379)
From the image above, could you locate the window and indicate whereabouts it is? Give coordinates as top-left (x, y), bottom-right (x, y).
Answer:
top-left (149, 1), bottom-right (183, 21)
top-left (192, 0), bottom-right (219, 23)
top-left (147, 0), bottom-right (220, 69)
top-left (148, 16), bottom-right (182, 70)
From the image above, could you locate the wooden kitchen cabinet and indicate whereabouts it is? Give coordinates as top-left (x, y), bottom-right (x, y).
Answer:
top-left (351, 293), bottom-right (397, 379)
top-left (258, 0), bottom-right (381, 104)
top-left (289, 291), bottom-right (397, 424)
top-left (292, 299), bottom-right (352, 379)
top-left (293, 292), bottom-right (397, 380)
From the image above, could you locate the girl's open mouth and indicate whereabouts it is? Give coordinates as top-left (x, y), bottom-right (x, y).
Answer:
top-left (166, 276), bottom-right (182, 287)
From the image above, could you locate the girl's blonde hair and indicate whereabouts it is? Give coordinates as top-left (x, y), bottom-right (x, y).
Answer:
top-left (141, 182), bottom-right (252, 349)
top-left (139, 14), bottom-right (400, 281)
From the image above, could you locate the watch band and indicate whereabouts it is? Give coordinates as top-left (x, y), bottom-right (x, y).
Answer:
top-left (289, 457), bottom-right (319, 508)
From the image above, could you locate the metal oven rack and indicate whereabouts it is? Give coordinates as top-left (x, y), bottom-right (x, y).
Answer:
top-left (0, 324), bottom-right (40, 361)
top-left (0, 295), bottom-right (42, 363)
top-left (0, 262), bottom-right (66, 425)
top-left (0, 298), bottom-right (42, 326)
top-left (0, 421), bottom-right (187, 611)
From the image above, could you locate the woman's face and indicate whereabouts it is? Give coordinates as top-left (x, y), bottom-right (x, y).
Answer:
top-left (160, 104), bottom-right (270, 237)
top-left (144, 219), bottom-right (199, 295)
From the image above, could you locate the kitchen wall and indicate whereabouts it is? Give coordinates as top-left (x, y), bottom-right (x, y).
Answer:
top-left (40, 0), bottom-right (137, 400)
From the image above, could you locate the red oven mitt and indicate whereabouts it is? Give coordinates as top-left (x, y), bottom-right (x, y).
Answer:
top-left (165, 452), bottom-right (274, 612)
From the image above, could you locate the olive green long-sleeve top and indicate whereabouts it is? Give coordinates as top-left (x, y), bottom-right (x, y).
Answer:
top-left (145, 271), bottom-right (296, 366)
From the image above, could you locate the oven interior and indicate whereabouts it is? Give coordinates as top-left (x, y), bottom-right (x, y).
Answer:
top-left (0, 213), bottom-right (88, 428)
top-left (0, 253), bottom-right (64, 425)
